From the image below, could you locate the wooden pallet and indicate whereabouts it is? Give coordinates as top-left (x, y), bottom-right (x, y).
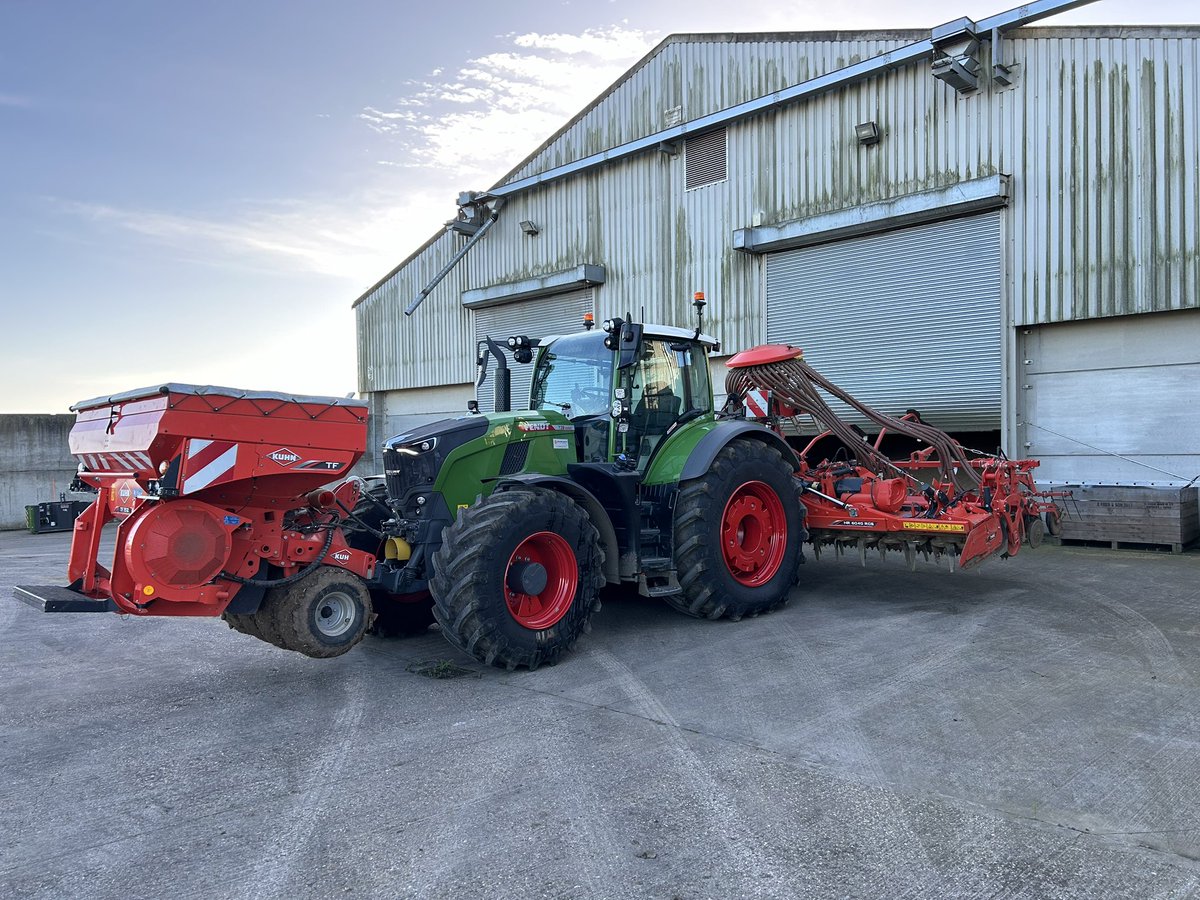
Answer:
top-left (1053, 485), bottom-right (1199, 553)
top-left (1051, 536), bottom-right (1195, 554)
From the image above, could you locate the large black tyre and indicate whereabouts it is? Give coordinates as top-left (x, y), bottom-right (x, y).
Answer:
top-left (430, 489), bottom-right (604, 670)
top-left (257, 566), bottom-right (373, 658)
top-left (370, 591), bottom-right (436, 637)
top-left (669, 439), bottom-right (804, 620)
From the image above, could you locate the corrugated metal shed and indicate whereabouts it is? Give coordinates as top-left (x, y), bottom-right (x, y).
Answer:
top-left (354, 26), bottom-right (1200, 396)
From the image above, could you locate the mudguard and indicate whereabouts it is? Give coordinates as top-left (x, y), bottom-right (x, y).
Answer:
top-left (492, 474), bottom-right (621, 584)
top-left (678, 421), bottom-right (800, 482)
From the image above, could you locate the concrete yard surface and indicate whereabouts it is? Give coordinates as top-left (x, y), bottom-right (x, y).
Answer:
top-left (2, 526), bottom-right (1199, 899)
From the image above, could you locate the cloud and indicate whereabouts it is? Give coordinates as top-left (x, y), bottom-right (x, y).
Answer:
top-left (360, 25), bottom-right (658, 184)
top-left (52, 25), bottom-right (658, 298)
top-left (57, 182), bottom-right (457, 292)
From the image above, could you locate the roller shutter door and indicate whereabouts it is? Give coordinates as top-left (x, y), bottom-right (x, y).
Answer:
top-left (1021, 309), bottom-right (1200, 486)
top-left (765, 213), bottom-right (1002, 431)
top-left (474, 288), bottom-right (595, 412)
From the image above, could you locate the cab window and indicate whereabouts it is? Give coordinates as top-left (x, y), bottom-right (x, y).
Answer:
top-left (530, 333), bottom-right (612, 418)
top-left (623, 339), bottom-right (711, 466)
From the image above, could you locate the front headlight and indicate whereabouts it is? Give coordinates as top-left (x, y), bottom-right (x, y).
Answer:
top-left (396, 437), bottom-right (438, 456)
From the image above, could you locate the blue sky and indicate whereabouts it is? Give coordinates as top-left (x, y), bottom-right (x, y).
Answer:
top-left (1, 0), bottom-right (1192, 412)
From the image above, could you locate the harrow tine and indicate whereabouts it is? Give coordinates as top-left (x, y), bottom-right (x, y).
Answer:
top-left (903, 542), bottom-right (917, 572)
top-left (857, 538), bottom-right (868, 568)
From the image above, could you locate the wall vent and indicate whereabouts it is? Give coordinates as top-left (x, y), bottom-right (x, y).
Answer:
top-left (684, 128), bottom-right (727, 191)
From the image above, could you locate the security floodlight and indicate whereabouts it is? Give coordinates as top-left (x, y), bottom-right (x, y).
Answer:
top-left (854, 121), bottom-right (880, 145)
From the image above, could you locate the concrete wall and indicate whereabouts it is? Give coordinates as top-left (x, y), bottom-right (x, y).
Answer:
top-left (0, 415), bottom-right (83, 530)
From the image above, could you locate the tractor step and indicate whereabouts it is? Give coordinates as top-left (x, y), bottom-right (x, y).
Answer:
top-left (12, 584), bottom-right (117, 613)
top-left (637, 558), bottom-right (681, 598)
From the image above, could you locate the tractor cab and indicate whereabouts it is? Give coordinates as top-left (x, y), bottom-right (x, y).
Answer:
top-left (529, 318), bottom-right (719, 471)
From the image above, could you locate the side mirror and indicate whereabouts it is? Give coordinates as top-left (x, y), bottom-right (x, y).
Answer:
top-left (616, 321), bottom-right (643, 370)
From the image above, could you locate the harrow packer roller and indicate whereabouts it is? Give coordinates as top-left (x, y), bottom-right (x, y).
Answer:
top-left (725, 345), bottom-right (1062, 571)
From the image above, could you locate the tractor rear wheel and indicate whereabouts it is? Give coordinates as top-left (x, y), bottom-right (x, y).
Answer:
top-left (670, 439), bottom-right (804, 620)
top-left (257, 566), bottom-right (373, 658)
top-left (430, 488), bottom-right (604, 670)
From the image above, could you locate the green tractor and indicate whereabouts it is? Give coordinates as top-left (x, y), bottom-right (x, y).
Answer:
top-left (352, 299), bottom-right (807, 669)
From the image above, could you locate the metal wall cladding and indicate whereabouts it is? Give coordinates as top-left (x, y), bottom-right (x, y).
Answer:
top-left (355, 27), bottom-right (1200, 395)
top-left (355, 230), bottom-right (475, 393)
top-left (1019, 32), bottom-right (1200, 324)
top-left (505, 34), bottom-right (922, 182)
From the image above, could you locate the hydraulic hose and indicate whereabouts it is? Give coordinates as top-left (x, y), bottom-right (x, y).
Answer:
top-left (218, 524), bottom-right (337, 588)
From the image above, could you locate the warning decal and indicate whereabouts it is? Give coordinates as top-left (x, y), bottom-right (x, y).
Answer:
top-left (902, 521), bottom-right (967, 533)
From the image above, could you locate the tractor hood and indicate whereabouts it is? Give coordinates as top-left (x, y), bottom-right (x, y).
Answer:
top-left (384, 415), bottom-right (489, 453)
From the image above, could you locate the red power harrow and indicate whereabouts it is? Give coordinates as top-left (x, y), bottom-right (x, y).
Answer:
top-left (726, 345), bottom-right (1067, 571)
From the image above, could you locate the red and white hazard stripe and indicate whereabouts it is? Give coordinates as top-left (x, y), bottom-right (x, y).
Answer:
top-left (744, 389), bottom-right (770, 418)
top-left (182, 439), bottom-right (239, 494)
top-left (78, 451), bottom-right (153, 472)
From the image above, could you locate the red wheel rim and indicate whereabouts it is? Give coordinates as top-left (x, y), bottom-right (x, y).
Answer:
top-left (504, 532), bottom-right (578, 630)
top-left (720, 481), bottom-right (787, 587)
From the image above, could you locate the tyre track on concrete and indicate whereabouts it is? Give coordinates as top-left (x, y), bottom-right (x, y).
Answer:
top-left (245, 687), bottom-right (366, 900)
top-left (589, 647), bottom-right (789, 898)
top-left (405, 709), bottom-right (630, 900)
top-left (785, 586), bottom-right (1031, 737)
top-left (1085, 585), bottom-right (1195, 688)
top-left (1037, 577), bottom-right (1199, 824)
top-left (767, 619), bottom-right (955, 898)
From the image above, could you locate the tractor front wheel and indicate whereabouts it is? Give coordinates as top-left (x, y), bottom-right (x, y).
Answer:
top-left (430, 488), bottom-right (604, 670)
top-left (670, 439), bottom-right (804, 620)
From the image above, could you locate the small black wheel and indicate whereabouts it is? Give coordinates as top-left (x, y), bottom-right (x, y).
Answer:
top-left (259, 566), bottom-right (372, 658)
top-left (430, 488), bottom-right (604, 670)
top-left (1045, 508), bottom-right (1063, 537)
top-left (670, 439), bottom-right (804, 620)
top-left (370, 590), bottom-right (436, 637)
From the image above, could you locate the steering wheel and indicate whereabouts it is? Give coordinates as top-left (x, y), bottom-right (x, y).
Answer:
top-left (571, 386), bottom-right (609, 414)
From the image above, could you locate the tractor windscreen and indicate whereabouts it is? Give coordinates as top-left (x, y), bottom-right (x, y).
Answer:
top-left (530, 332), bottom-right (613, 418)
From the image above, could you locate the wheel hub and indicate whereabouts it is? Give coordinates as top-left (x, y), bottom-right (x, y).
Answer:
top-left (506, 560), bottom-right (549, 596)
top-left (720, 481), bottom-right (787, 587)
top-left (504, 532), bottom-right (578, 631)
top-left (314, 590), bottom-right (357, 638)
